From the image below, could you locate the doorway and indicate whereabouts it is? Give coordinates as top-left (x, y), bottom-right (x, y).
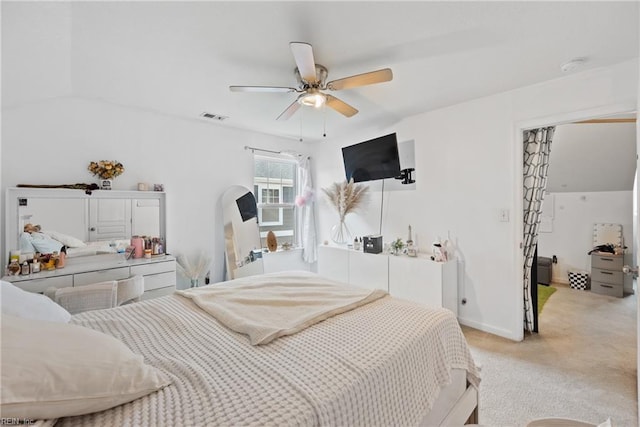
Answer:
top-left (521, 113), bottom-right (638, 334)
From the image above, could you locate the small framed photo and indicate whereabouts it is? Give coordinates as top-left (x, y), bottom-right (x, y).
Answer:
top-left (100, 179), bottom-right (112, 190)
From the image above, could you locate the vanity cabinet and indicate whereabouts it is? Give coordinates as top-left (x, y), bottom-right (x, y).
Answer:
top-left (3, 255), bottom-right (176, 300)
top-left (317, 245), bottom-right (458, 314)
top-left (590, 253), bottom-right (624, 297)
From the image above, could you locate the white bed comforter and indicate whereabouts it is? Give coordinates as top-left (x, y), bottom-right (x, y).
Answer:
top-left (63, 276), bottom-right (480, 427)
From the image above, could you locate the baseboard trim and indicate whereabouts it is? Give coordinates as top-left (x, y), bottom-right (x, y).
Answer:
top-left (458, 317), bottom-right (522, 341)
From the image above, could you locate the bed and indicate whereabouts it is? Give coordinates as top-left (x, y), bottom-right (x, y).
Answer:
top-left (6, 271), bottom-right (480, 426)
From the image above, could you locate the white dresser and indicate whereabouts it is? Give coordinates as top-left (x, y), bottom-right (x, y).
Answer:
top-left (317, 245), bottom-right (458, 315)
top-left (2, 254), bottom-right (176, 300)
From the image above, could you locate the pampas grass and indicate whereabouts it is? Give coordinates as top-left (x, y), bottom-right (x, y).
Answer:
top-left (177, 252), bottom-right (211, 286)
top-left (322, 180), bottom-right (369, 220)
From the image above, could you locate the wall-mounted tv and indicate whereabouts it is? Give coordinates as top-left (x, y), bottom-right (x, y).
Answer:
top-left (236, 191), bottom-right (258, 222)
top-left (342, 133), bottom-right (401, 182)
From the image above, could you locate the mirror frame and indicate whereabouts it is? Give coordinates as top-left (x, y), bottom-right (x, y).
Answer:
top-left (4, 187), bottom-right (167, 263)
top-left (221, 185), bottom-right (263, 280)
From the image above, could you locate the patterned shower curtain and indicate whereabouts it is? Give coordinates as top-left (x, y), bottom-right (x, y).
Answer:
top-left (523, 126), bottom-right (555, 333)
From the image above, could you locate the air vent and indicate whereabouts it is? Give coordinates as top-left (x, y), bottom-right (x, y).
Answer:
top-left (200, 112), bottom-right (228, 121)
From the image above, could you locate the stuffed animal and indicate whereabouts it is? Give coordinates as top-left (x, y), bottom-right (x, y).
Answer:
top-left (431, 240), bottom-right (449, 262)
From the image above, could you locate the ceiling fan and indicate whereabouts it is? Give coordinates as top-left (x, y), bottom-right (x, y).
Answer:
top-left (229, 42), bottom-right (393, 121)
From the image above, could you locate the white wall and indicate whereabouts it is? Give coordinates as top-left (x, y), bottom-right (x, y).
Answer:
top-left (1, 98), bottom-right (306, 288)
top-left (311, 60), bottom-right (639, 341)
top-left (537, 191), bottom-right (633, 290)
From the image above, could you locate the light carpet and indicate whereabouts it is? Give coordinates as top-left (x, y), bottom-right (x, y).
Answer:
top-left (463, 283), bottom-right (637, 427)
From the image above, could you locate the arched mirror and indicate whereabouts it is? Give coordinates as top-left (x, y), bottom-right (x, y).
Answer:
top-left (222, 185), bottom-right (264, 280)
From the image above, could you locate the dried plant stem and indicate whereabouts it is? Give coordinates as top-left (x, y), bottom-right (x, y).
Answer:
top-left (322, 180), bottom-right (369, 220)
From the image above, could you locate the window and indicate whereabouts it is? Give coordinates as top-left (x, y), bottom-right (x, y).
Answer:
top-left (253, 155), bottom-right (297, 248)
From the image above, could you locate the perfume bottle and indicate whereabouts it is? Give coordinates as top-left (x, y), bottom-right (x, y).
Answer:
top-left (353, 237), bottom-right (361, 251)
top-left (8, 259), bottom-right (20, 276)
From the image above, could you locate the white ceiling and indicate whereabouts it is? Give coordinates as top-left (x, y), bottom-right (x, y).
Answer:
top-left (3, 1), bottom-right (638, 143)
top-left (548, 122), bottom-right (637, 193)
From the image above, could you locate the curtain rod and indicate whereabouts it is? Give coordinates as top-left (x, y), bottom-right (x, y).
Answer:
top-left (244, 145), bottom-right (310, 159)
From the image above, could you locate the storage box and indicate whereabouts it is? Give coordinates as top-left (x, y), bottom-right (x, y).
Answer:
top-left (568, 271), bottom-right (590, 290)
top-left (363, 235), bottom-right (383, 254)
top-left (537, 256), bottom-right (552, 285)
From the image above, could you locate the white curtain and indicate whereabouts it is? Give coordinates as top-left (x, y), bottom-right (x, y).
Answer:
top-left (294, 156), bottom-right (318, 263)
top-left (522, 126), bottom-right (555, 333)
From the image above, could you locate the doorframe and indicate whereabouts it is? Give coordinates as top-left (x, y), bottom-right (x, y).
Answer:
top-left (513, 102), bottom-right (637, 339)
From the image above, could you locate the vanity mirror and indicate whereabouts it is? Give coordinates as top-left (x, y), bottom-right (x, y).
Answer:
top-left (222, 185), bottom-right (264, 280)
top-left (4, 187), bottom-right (166, 263)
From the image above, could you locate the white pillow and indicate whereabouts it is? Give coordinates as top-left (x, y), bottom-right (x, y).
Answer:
top-left (1, 280), bottom-right (71, 323)
top-left (19, 232), bottom-right (37, 253)
top-left (46, 230), bottom-right (87, 248)
top-left (29, 232), bottom-right (63, 254)
top-left (0, 313), bottom-right (171, 420)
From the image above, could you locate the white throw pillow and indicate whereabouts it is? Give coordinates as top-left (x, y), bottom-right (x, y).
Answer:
top-left (19, 232), bottom-right (37, 253)
top-left (1, 280), bottom-right (71, 323)
top-left (46, 230), bottom-right (87, 248)
top-left (29, 232), bottom-right (63, 254)
top-left (1, 313), bottom-right (171, 420)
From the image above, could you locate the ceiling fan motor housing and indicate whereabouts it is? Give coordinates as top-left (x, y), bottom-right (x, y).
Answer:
top-left (295, 64), bottom-right (328, 89)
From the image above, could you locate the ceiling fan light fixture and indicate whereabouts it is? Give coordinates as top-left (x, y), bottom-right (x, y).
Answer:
top-left (298, 90), bottom-right (326, 108)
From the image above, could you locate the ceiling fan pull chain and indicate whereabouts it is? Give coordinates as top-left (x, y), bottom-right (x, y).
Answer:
top-left (323, 104), bottom-right (327, 138)
top-left (299, 108), bottom-right (303, 142)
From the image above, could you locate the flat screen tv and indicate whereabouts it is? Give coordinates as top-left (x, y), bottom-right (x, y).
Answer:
top-left (236, 191), bottom-right (258, 222)
top-left (342, 133), bottom-right (401, 182)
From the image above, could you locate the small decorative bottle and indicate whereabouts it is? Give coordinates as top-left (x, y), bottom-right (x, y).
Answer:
top-left (8, 259), bottom-right (20, 276)
top-left (406, 225), bottom-right (417, 257)
top-left (31, 258), bottom-right (41, 274)
top-left (353, 237), bottom-right (361, 251)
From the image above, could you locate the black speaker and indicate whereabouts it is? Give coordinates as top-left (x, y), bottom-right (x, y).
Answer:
top-left (363, 235), bottom-right (383, 254)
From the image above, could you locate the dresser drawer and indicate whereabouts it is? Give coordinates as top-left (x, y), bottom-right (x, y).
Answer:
top-left (12, 275), bottom-right (73, 294)
top-left (591, 280), bottom-right (624, 298)
top-left (591, 268), bottom-right (623, 285)
top-left (131, 259), bottom-right (176, 276)
top-left (591, 254), bottom-right (623, 270)
top-left (140, 286), bottom-right (175, 301)
top-left (143, 271), bottom-right (176, 291)
top-left (74, 267), bottom-right (130, 286)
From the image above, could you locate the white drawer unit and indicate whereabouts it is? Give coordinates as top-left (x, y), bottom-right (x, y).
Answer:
top-left (140, 271), bottom-right (176, 292)
top-left (349, 250), bottom-right (389, 292)
top-left (317, 245), bottom-right (457, 313)
top-left (13, 275), bottom-right (73, 294)
top-left (590, 253), bottom-right (624, 298)
top-left (3, 255), bottom-right (176, 300)
top-left (74, 267), bottom-right (131, 286)
top-left (140, 286), bottom-right (175, 301)
top-left (130, 259), bottom-right (176, 276)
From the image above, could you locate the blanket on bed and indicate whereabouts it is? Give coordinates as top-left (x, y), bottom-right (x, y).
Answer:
top-left (176, 271), bottom-right (387, 344)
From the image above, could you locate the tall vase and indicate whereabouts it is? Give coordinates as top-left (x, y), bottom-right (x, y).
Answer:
top-left (330, 219), bottom-right (352, 245)
top-left (190, 278), bottom-right (199, 288)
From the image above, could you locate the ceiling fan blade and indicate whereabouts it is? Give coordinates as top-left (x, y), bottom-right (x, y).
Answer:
top-left (326, 68), bottom-right (393, 91)
top-left (325, 95), bottom-right (358, 118)
top-left (276, 99), bottom-right (301, 121)
top-left (290, 42), bottom-right (317, 84)
top-left (230, 85), bottom-right (297, 93)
